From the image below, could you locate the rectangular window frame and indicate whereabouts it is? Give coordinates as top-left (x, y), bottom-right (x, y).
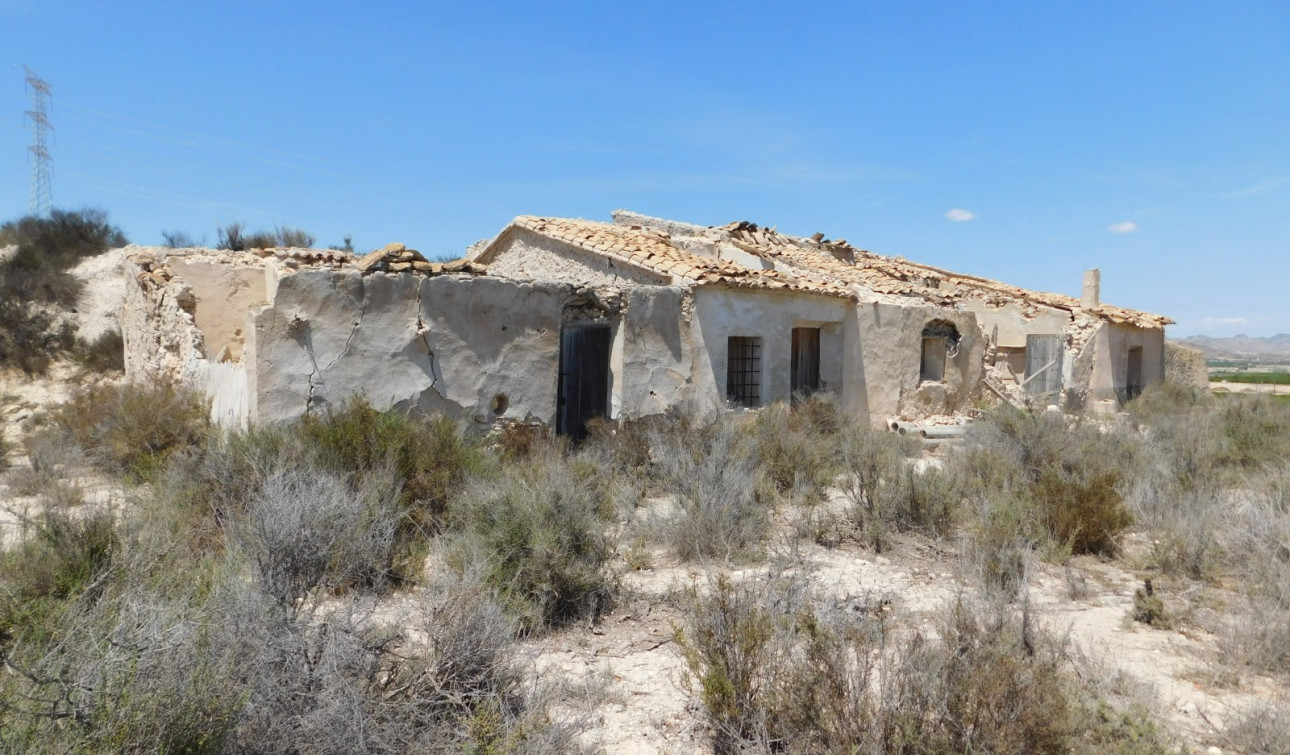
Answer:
top-left (726, 336), bottom-right (762, 408)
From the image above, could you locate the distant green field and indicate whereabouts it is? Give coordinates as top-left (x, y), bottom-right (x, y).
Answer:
top-left (1210, 372), bottom-right (1290, 385)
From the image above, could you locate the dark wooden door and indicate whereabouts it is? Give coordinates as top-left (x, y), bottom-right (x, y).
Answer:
top-left (791, 327), bottom-right (820, 399)
top-left (1025, 334), bottom-right (1063, 403)
top-left (557, 324), bottom-right (611, 440)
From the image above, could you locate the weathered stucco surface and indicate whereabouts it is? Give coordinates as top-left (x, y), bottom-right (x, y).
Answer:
top-left (122, 209), bottom-right (1174, 431)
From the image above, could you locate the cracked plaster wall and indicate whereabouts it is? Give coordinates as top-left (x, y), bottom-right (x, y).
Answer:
top-left (249, 271), bottom-right (574, 426)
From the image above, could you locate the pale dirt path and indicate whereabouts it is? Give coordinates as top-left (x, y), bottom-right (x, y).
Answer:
top-left (526, 526), bottom-right (1278, 754)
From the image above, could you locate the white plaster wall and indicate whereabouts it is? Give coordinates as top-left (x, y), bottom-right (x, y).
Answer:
top-left (167, 258), bottom-right (270, 361)
top-left (485, 229), bottom-right (668, 287)
top-left (247, 271), bottom-right (575, 427)
top-left (619, 286), bottom-right (695, 418)
top-left (690, 288), bottom-right (849, 408)
top-left (959, 300), bottom-right (1069, 348)
top-left (1084, 322), bottom-right (1166, 401)
top-left (850, 302), bottom-right (985, 420)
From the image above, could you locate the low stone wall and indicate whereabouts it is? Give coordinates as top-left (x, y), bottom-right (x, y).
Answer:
top-left (1164, 341), bottom-right (1211, 391)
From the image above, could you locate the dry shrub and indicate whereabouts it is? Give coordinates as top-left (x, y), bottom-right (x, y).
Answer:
top-left (449, 446), bottom-right (617, 632)
top-left (651, 410), bottom-right (767, 561)
top-left (1225, 701), bottom-right (1290, 755)
top-left (960, 408), bottom-right (1135, 557)
top-left (299, 399), bottom-right (489, 532)
top-left (1219, 464), bottom-right (1290, 676)
top-left (755, 395), bottom-right (843, 502)
top-left (675, 575), bottom-right (1168, 754)
top-left (54, 382), bottom-right (208, 478)
top-left (231, 465), bottom-right (400, 609)
top-left (840, 425), bottom-right (955, 551)
top-left (73, 328), bottom-right (125, 372)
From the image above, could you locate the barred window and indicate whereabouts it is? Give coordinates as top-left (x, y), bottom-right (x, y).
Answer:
top-left (726, 336), bottom-right (762, 407)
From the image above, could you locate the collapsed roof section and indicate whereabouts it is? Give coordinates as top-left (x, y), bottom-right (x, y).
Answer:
top-left (709, 219), bottom-right (1171, 329)
top-left (475, 215), bottom-right (853, 298)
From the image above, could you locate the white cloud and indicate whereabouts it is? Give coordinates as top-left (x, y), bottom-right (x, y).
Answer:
top-left (1202, 317), bottom-right (1248, 327)
top-left (945, 208), bottom-right (976, 222)
top-left (1107, 221), bottom-right (1138, 234)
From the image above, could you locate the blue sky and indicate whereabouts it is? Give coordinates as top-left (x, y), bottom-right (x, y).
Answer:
top-left (2, 1), bottom-right (1287, 336)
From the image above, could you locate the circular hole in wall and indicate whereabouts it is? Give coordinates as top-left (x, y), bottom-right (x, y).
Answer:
top-left (490, 394), bottom-right (509, 415)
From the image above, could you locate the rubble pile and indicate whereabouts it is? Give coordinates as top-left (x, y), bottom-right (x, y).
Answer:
top-left (354, 243), bottom-right (488, 276)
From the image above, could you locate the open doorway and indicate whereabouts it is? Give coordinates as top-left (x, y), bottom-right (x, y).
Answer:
top-left (1126, 346), bottom-right (1144, 402)
top-left (791, 327), bottom-right (820, 399)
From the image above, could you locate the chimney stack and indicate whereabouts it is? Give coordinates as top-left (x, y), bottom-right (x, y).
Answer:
top-left (1081, 269), bottom-right (1100, 309)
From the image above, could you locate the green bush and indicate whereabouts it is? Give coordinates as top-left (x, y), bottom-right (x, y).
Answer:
top-left (755, 396), bottom-right (843, 502)
top-left (966, 408), bottom-right (1136, 556)
top-left (0, 208), bottom-right (127, 307)
top-left (448, 447), bottom-right (616, 632)
top-left (838, 424), bottom-right (925, 551)
top-left (299, 399), bottom-right (489, 532)
top-left (54, 382), bottom-right (209, 478)
top-left (0, 298), bottom-right (75, 375)
top-left (0, 509), bottom-right (116, 648)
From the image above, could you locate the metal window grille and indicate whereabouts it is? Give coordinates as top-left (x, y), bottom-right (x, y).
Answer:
top-left (727, 336), bottom-right (762, 407)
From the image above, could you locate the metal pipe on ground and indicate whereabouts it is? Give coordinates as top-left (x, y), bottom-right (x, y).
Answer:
top-left (919, 426), bottom-right (967, 439)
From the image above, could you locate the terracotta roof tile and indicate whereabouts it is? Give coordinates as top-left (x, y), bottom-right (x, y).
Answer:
top-left (718, 222), bottom-right (1171, 328)
top-left (505, 216), bottom-right (851, 298)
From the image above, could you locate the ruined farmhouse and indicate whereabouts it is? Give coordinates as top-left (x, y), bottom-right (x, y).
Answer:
top-left (122, 210), bottom-right (1171, 435)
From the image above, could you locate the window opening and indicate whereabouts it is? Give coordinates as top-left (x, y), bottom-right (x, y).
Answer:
top-left (920, 320), bottom-right (960, 383)
top-left (727, 336), bottom-right (762, 407)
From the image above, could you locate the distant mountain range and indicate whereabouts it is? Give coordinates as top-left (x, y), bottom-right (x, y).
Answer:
top-left (1173, 333), bottom-right (1290, 360)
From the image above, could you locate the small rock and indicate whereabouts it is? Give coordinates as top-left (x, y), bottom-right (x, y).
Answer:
top-left (1207, 747), bottom-right (1222, 755)
top-left (388, 262), bottom-right (413, 272)
top-left (412, 261), bottom-right (433, 272)
top-left (381, 242), bottom-right (406, 254)
top-left (442, 259), bottom-right (468, 273)
top-left (355, 249), bottom-right (387, 273)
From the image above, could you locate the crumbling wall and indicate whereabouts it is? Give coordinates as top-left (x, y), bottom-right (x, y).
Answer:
top-left (1080, 321), bottom-right (1166, 402)
top-left (853, 301), bottom-right (985, 421)
top-left (121, 251), bottom-right (253, 427)
top-left (166, 257), bottom-right (273, 361)
top-left (1165, 341), bottom-right (1210, 391)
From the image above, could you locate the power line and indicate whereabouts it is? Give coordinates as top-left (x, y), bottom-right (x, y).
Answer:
top-left (22, 64), bottom-right (53, 217)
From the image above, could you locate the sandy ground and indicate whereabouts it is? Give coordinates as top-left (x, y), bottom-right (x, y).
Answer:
top-left (520, 526), bottom-right (1280, 754)
top-left (1, 371), bottom-right (1281, 753)
top-left (70, 247), bottom-right (127, 341)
